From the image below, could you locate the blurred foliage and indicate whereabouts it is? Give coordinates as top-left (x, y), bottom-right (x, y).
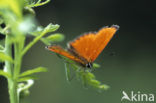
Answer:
top-left (0, 0), bottom-right (64, 103)
top-left (0, 51), bottom-right (13, 62)
top-left (62, 56), bottom-right (109, 91)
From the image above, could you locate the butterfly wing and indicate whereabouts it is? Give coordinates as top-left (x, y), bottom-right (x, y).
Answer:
top-left (69, 25), bottom-right (119, 62)
top-left (47, 45), bottom-right (85, 64)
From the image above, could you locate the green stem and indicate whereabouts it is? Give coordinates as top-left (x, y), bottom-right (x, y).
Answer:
top-left (22, 29), bottom-right (47, 56)
top-left (27, 0), bottom-right (50, 8)
top-left (14, 42), bottom-right (22, 79)
top-left (13, 36), bottom-right (25, 102)
top-left (5, 35), bottom-right (18, 103)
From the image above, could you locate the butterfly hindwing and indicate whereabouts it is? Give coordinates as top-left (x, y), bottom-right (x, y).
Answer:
top-left (47, 45), bottom-right (86, 65)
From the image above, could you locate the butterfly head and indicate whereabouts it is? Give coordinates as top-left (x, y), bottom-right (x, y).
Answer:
top-left (86, 62), bottom-right (93, 68)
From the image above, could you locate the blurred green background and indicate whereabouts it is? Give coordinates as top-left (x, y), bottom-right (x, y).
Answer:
top-left (0, 0), bottom-right (156, 103)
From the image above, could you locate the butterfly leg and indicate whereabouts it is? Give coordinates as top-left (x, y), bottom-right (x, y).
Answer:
top-left (64, 63), bottom-right (76, 82)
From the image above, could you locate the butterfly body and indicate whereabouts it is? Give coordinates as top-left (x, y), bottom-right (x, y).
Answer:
top-left (47, 25), bottom-right (119, 68)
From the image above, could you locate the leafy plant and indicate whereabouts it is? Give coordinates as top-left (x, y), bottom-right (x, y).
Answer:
top-left (0, 0), bottom-right (109, 103)
top-left (63, 56), bottom-right (109, 91)
top-left (0, 0), bottom-right (63, 103)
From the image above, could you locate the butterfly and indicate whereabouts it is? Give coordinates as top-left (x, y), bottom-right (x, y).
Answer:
top-left (46, 25), bottom-right (119, 68)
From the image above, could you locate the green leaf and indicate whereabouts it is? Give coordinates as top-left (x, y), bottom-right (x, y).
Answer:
top-left (29, 26), bottom-right (43, 36)
top-left (69, 63), bottom-right (109, 91)
top-left (0, 70), bottom-right (11, 78)
top-left (0, 45), bottom-right (4, 50)
top-left (98, 84), bottom-right (109, 90)
top-left (44, 23), bottom-right (60, 33)
top-left (0, 25), bottom-right (10, 35)
top-left (40, 38), bottom-right (51, 45)
top-left (80, 72), bottom-right (88, 87)
top-left (41, 33), bottom-right (64, 45)
top-left (18, 76), bottom-right (37, 82)
top-left (19, 67), bottom-right (47, 77)
top-left (0, 52), bottom-right (13, 62)
top-left (93, 63), bottom-right (100, 68)
top-left (24, 6), bottom-right (35, 15)
top-left (22, 23), bottom-right (59, 56)
top-left (82, 71), bottom-right (109, 90)
top-left (46, 33), bottom-right (64, 42)
top-left (29, 23), bottom-right (59, 37)
top-left (26, 0), bottom-right (50, 8)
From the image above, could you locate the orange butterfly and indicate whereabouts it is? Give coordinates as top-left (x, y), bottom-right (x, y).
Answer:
top-left (47, 25), bottom-right (119, 68)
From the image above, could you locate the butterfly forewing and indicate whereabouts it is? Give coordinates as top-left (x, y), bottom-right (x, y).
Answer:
top-left (69, 25), bottom-right (119, 62)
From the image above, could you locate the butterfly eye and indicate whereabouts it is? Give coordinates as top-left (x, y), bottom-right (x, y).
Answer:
top-left (86, 63), bottom-right (92, 68)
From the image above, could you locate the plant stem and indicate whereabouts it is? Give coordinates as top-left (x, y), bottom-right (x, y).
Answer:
top-left (14, 42), bottom-right (22, 79)
top-left (5, 35), bottom-right (18, 103)
top-left (27, 0), bottom-right (50, 8)
top-left (22, 29), bottom-right (47, 56)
